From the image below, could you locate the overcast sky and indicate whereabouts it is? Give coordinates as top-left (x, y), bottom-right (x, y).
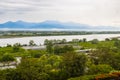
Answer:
top-left (0, 0), bottom-right (120, 26)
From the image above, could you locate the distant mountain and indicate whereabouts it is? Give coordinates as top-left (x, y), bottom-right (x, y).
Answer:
top-left (0, 20), bottom-right (91, 29)
top-left (0, 20), bottom-right (116, 30)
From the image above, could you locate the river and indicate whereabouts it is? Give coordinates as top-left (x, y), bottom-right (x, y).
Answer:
top-left (0, 34), bottom-right (120, 46)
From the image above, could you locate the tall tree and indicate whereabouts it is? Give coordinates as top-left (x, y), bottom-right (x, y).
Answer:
top-left (61, 53), bottom-right (87, 79)
top-left (46, 40), bottom-right (53, 54)
top-left (29, 40), bottom-right (36, 46)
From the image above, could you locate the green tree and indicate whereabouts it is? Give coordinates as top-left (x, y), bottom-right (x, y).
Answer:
top-left (29, 40), bottom-right (36, 46)
top-left (111, 38), bottom-right (119, 41)
top-left (72, 39), bottom-right (79, 45)
top-left (12, 46), bottom-right (20, 52)
top-left (0, 70), bottom-right (6, 80)
top-left (87, 64), bottom-right (113, 75)
top-left (114, 40), bottom-right (120, 48)
top-left (54, 45), bottom-right (74, 55)
top-left (91, 39), bottom-right (99, 44)
top-left (33, 53), bottom-right (42, 58)
top-left (4, 69), bottom-right (21, 80)
top-left (44, 39), bottom-right (49, 45)
top-left (105, 38), bottom-right (110, 41)
top-left (13, 43), bottom-right (21, 47)
top-left (61, 53), bottom-right (87, 79)
top-left (61, 39), bottom-right (67, 44)
top-left (83, 38), bottom-right (87, 42)
top-left (90, 47), bottom-right (120, 70)
top-left (38, 54), bottom-right (63, 80)
top-left (6, 44), bottom-right (12, 47)
top-left (17, 58), bottom-right (49, 80)
top-left (46, 40), bottom-right (53, 53)
top-left (0, 54), bottom-right (15, 62)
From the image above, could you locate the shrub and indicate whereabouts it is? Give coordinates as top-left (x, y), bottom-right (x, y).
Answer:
top-left (87, 64), bottom-right (113, 75)
top-left (0, 54), bottom-right (15, 62)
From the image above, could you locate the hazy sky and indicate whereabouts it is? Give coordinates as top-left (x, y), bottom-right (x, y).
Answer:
top-left (0, 0), bottom-right (120, 26)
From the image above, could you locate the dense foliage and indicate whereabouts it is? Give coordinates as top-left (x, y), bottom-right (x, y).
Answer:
top-left (0, 38), bottom-right (120, 80)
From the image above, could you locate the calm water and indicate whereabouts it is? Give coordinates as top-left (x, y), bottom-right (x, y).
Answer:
top-left (0, 34), bottom-right (120, 46)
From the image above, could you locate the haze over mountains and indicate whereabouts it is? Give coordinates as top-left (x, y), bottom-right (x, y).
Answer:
top-left (0, 20), bottom-right (117, 31)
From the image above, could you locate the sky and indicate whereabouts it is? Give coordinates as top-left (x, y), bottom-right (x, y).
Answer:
top-left (0, 0), bottom-right (120, 27)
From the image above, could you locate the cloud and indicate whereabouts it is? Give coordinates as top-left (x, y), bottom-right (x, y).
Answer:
top-left (0, 0), bottom-right (54, 14)
top-left (0, 0), bottom-right (120, 27)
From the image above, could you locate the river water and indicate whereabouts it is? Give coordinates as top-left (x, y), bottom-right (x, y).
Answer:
top-left (0, 34), bottom-right (120, 46)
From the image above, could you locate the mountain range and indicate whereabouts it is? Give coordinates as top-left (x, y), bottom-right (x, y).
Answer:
top-left (0, 20), bottom-right (117, 31)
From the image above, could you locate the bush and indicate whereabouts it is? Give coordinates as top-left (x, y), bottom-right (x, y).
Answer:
top-left (91, 39), bottom-right (99, 44)
top-left (54, 45), bottom-right (74, 54)
top-left (33, 53), bottom-right (42, 58)
top-left (87, 64), bottom-right (113, 75)
top-left (0, 54), bottom-right (15, 62)
top-left (0, 69), bottom-right (21, 80)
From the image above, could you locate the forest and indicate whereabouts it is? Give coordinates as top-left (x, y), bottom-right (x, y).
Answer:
top-left (0, 38), bottom-right (120, 80)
